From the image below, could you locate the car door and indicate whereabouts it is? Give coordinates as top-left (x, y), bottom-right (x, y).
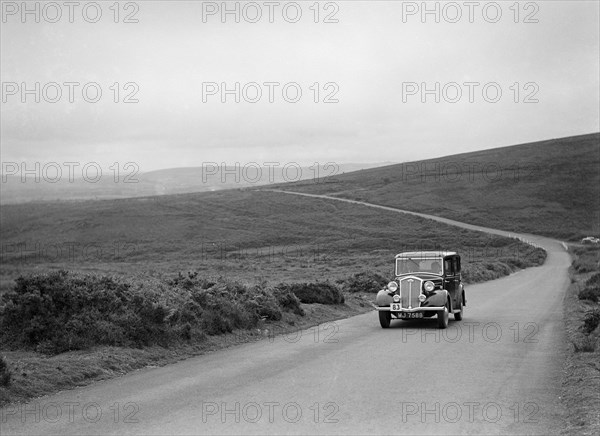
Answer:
top-left (444, 256), bottom-right (459, 308)
top-left (455, 255), bottom-right (463, 304)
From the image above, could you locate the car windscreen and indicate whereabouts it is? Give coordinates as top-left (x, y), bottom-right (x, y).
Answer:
top-left (395, 258), bottom-right (443, 275)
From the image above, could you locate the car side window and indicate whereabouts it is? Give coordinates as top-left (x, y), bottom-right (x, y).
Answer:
top-left (444, 259), bottom-right (453, 275)
top-left (452, 257), bottom-right (459, 274)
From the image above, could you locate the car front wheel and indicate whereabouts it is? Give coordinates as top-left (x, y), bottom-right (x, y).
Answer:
top-left (379, 311), bottom-right (391, 328)
top-left (437, 302), bottom-right (449, 329)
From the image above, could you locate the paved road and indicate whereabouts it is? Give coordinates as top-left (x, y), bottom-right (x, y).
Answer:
top-left (1, 192), bottom-right (570, 435)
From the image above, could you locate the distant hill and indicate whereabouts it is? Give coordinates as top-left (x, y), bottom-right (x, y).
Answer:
top-left (274, 133), bottom-right (600, 241)
top-left (0, 163), bottom-right (391, 204)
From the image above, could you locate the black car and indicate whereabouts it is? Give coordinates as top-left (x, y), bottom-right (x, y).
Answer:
top-left (374, 251), bottom-right (466, 329)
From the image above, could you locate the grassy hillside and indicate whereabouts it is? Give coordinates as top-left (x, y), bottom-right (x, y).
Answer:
top-left (275, 133), bottom-right (600, 241)
top-left (0, 190), bottom-right (543, 293)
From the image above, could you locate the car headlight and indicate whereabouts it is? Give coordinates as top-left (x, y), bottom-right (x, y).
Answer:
top-left (418, 294), bottom-right (427, 302)
top-left (393, 294), bottom-right (401, 303)
top-left (387, 281), bottom-right (398, 292)
top-left (423, 281), bottom-right (435, 292)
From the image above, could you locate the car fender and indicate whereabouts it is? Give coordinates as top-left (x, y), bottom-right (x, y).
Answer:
top-left (375, 289), bottom-right (393, 307)
top-left (427, 289), bottom-right (449, 309)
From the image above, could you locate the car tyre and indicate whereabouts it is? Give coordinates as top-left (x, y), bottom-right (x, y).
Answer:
top-left (454, 294), bottom-right (464, 321)
top-left (437, 302), bottom-right (449, 329)
top-left (379, 311), bottom-right (391, 328)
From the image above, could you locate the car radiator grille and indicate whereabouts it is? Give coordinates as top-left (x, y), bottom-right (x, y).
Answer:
top-left (399, 277), bottom-right (422, 309)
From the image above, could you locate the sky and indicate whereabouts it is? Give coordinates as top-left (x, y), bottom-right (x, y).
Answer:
top-left (1, 0), bottom-right (599, 173)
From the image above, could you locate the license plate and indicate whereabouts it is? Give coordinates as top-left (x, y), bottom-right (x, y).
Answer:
top-left (398, 312), bottom-right (423, 319)
top-left (389, 304), bottom-right (423, 319)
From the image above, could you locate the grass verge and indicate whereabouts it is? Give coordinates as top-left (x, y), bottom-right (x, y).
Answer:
top-left (560, 244), bottom-right (600, 435)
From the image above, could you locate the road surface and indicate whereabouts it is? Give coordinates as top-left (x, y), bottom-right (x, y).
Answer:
top-left (1, 192), bottom-right (570, 435)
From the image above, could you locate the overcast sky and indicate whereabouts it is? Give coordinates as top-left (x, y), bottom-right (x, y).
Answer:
top-left (1, 1), bottom-right (599, 172)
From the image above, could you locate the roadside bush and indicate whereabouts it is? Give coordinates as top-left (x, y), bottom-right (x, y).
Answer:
top-left (243, 286), bottom-right (283, 322)
top-left (0, 271), bottom-right (141, 352)
top-left (171, 277), bottom-right (264, 334)
top-left (585, 273), bottom-right (600, 288)
top-left (579, 286), bottom-right (600, 303)
top-left (338, 271), bottom-right (388, 293)
top-left (581, 309), bottom-right (600, 335)
top-left (0, 356), bottom-right (11, 387)
top-left (272, 287), bottom-right (305, 316)
top-left (277, 282), bottom-right (345, 305)
top-left (573, 245), bottom-right (600, 257)
top-left (573, 259), bottom-right (597, 274)
top-left (0, 270), bottom-right (322, 354)
top-left (462, 262), bottom-right (507, 283)
top-left (572, 336), bottom-right (596, 353)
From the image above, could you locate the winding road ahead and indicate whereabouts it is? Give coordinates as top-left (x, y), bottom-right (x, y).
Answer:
top-left (1, 191), bottom-right (570, 435)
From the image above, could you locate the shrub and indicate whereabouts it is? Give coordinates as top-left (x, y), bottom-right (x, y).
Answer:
top-left (572, 336), bottom-right (596, 353)
top-left (177, 280), bottom-right (260, 334)
top-left (0, 270), bottom-right (320, 353)
top-left (585, 273), bottom-right (600, 288)
top-left (0, 356), bottom-right (11, 387)
top-left (339, 271), bottom-right (388, 293)
top-left (272, 287), bottom-right (305, 316)
top-left (573, 259), bottom-right (597, 273)
top-left (243, 286), bottom-right (283, 321)
top-left (462, 263), bottom-right (503, 283)
top-left (578, 286), bottom-right (600, 303)
top-left (0, 270), bottom-right (144, 352)
top-left (277, 282), bottom-right (345, 305)
top-left (581, 309), bottom-right (600, 335)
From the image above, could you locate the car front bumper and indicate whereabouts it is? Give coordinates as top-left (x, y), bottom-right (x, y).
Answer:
top-left (371, 303), bottom-right (444, 312)
top-left (374, 288), bottom-right (448, 312)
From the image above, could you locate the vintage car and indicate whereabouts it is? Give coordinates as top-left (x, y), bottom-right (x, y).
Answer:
top-left (375, 251), bottom-right (465, 329)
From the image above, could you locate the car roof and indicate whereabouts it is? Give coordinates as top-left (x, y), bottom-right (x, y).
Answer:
top-left (395, 251), bottom-right (458, 258)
